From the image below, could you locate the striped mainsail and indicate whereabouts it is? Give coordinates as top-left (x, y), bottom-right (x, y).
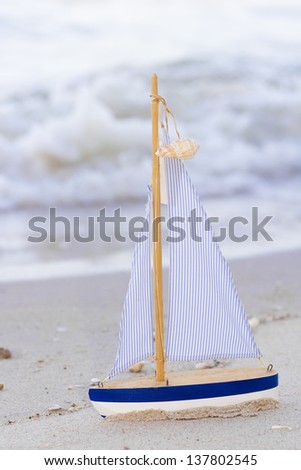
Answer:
top-left (165, 157), bottom-right (261, 361)
top-left (107, 191), bottom-right (154, 379)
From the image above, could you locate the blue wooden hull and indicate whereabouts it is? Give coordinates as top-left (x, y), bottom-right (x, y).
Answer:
top-left (89, 372), bottom-right (278, 418)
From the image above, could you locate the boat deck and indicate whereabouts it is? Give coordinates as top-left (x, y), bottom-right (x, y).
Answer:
top-left (100, 367), bottom-right (276, 389)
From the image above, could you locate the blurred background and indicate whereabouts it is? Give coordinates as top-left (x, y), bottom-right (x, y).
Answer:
top-left (0, 0), bottom-right (301, 282)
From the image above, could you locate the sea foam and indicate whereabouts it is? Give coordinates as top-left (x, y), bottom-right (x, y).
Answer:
top-left (1, 0), bottom-right (301, 212)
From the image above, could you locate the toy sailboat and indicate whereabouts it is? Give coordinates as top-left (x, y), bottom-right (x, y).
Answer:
top-left (89, 74), bottom-right (278, 418)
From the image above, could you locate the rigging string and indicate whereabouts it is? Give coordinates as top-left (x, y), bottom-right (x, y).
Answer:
top-left (150, 94), bottom-right (181, 141)
top-left (258, 356), bottom-right (274, 372)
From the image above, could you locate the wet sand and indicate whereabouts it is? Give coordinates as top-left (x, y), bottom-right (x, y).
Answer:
top-left (0, 249), bottom-right (300, 449)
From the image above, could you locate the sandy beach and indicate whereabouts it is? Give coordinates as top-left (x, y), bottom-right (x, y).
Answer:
top-left (0, 248), bottom-right (300, 450)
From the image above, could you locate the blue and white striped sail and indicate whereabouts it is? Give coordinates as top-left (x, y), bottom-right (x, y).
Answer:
top-left (165, 157), bottom-right (261, 361)
top-left (107, 191), bottom-right (154, 379)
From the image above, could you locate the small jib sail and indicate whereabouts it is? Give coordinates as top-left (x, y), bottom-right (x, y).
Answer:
top-left (107, 190), bottom-right (154, 379)
top-left (165, 157), bottom-right (261, 361)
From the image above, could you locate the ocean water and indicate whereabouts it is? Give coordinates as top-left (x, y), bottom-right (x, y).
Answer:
top-left (0, 0), bottom-right (301, 279)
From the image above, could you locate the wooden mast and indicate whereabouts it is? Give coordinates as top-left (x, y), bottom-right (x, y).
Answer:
top-left (151, 74), bottom-right (165, 382)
